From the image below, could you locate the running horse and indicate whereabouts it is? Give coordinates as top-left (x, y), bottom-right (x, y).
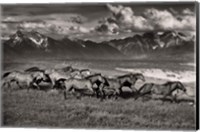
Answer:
top-left (101, 77), bottom-right (121, 100)
top-left (117, 73), bottom-right (145, 93)
top-left (2, 70), bottom-right (50, 90)
top-left (136, 81), bottom-right (187, 102)
top-left (54, 78), bottom-right (94, 99)
top-left (85, 73), bottom-right (107, 98)
top-left (44, 68), bottom-right (81, 88)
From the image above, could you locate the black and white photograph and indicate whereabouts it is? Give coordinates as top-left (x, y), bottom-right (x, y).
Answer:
top-left (0, 1), bottom-right (198, 130)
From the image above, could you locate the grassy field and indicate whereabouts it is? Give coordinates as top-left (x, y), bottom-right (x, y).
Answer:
top-left (1, 59), bottom-right (196, 129)
top-left (2, 89), bottom-right (196, 129)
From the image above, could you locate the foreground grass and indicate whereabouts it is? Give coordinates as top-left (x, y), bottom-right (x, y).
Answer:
top-left (2, 89), bottom-right (195, 130)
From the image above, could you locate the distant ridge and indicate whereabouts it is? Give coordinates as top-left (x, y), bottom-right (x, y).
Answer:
top-left (3, 30), bottom-right (123, 60)
top-left (3, 29), bottom-right (195, 60)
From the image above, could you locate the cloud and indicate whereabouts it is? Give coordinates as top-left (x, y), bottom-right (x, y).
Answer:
top-left (103, 4), bottom-right (196, 32)
top-left (95, 21), bottom-right (119, 34)
top-left (106, 4), bottom-right (153, 31)
top-left (182, 8), bottom-right (194, 15)
top-left (144, 8), bottom-right (195, 31)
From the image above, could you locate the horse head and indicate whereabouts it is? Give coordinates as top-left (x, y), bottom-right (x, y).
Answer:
top-left (166, 81), bottom-right (187, 93)
top-left (80, 69), bottom-right (91, 76)
top-left (176, 81), bottom-right (187, 92)
top-left (70, 70), bottom-right (81, 77)
top-left (53, 78), bottom-right (67, 90)
top-left (34, 72), bottom-right (49, 82)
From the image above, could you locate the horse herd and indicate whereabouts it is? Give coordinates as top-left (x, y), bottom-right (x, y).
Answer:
top-left (1, 65), bottom-right (191, 103)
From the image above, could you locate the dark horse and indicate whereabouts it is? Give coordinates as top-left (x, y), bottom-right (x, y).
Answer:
top-left (117, 73), bottom-right (145, 93)
top-left (85, 73), bottom-right (107, 98)
top-left (101, 77), bottom-right (121, 99)
top-left (136, 81), bottom-right (187, 102)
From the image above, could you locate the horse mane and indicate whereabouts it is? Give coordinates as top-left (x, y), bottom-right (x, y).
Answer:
top-left (25, 67), bottom-right (43, 72)
top-left (163, 81), bottom-right (182, 86)
top-left (72, 68), bottom-right (80, 72)
top-left (117, 73), bottom-right (132, 78)
top-left (163, 81), bottom-right (184, 94)
top-left (80, 69), bottom-right (90, 73)
top-left (2, 72), bottom-right (11, 78)
top-left (57, 78), bottom-right (67, 82)
top-left (102, 76), bottom-right (110, 86)
top-left (132, 73), bottom-right (143, 77)
top-left (163, 81), bottom-right (173, 86)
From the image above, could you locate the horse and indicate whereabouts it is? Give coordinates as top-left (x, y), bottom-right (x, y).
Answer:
top-left (44, 68), bottom-right (81, 88)
top-left (85, 73), bottom-right (107, 98)
top-left (117, 73), bottom-right (145, 93)
top-left (101, 77), bottom-right (121, 100)
top-left (2, 70), bottom-right (50, 91)
top-left (54, 78), bottom-right (94, 99)
top-left (136, 81), bottom-right (187, 102)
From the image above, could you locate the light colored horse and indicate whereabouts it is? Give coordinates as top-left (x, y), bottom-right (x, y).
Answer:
top-left (55, 78), bottom-right (94, 99)
top-left (2, 71), bottom-right (49, 90)
top-left (117, 73), bottom-right (145, 93)
top-left (44, 69), bottom-right (81, 88)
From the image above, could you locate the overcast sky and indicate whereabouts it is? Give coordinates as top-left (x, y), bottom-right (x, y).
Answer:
top-left (1, 2), bottom-right (197, 42)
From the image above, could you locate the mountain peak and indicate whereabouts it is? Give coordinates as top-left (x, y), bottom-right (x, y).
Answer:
top-left (6, 30), bottom-right (49, 48)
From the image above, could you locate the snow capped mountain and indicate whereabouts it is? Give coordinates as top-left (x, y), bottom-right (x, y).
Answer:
top-left (6, 30), bottom-right (49, 48)
top-left (3, 29), bottom-right (195, 60)
top-left (3, 30), bottom-right (123, 59)
top-left (104, 30), bottom-right (194, 56)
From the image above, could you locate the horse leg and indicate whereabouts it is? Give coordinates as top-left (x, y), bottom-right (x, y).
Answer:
top-left (51, 79), bottom-right (55, 89)
top-left (63, 91), bottom-right (67, 100)
top-left (2, 81), bottom-right (10, 89)
top-left (27, 81), bottom-right (34, 92)
top-left (33, 82), bottom-right (40, 90)
top-left (2, 81), bottom-right (7, 88)
top-left (2, 81), bottom-right (11, 92)
top-left (114, 91), bottom-right (119, 100)
top-left (99, 90), bottom-right (105, 102)
top-left (15, 81), bottom-right (23, 89)
top-left (76, 92), bottom-right (82, 100)
top-left (135, 91), bottom-right (150, 100)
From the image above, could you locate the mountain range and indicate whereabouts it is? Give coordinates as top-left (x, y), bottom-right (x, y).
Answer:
top-left (2, 30), bottom-right (195, 60)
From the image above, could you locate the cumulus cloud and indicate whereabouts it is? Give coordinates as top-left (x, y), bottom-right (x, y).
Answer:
top-left (95, 21), bottom-right (119, 34)
top-left (106, 4), bottom-right (153, 31)
top-left (144, 8), bottom-right (195, 31)
top-left (182, 8), bottom-right (194, 15)
top-left (102, 4), bottom-right (196, 32)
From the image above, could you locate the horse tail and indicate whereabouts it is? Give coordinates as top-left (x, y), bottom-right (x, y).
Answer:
top-left (2, 72), bottom-right (11, 79)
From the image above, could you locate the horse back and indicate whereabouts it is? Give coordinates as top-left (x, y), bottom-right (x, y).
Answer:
top-left (2, 72), bottom-right (11, 78)
top-left (151, 84), bottom-right (170, 95)
top-left (65, 78), bottom-right (92, 89)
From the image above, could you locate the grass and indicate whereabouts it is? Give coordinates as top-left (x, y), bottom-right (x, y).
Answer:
top-left (2, 89), bottom-right (196, 130)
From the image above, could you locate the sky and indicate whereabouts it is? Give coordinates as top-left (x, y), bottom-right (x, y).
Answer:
top-left (1, 2), bottom-right (197, 42)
